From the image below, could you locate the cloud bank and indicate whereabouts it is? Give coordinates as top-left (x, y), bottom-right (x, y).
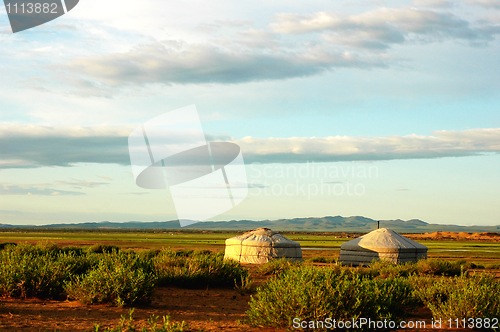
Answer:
top-left (1, 125), bottom-right (499, 168)
top-left (0, 183), bottom-right (85, 196)
top-left (62, 42), bottom-right (385, 86)
top-left (271, 7), bottom-right (500, 49)
top-left (54, 6), bottom-right (500, 88)
top-left (233, 128), bottom-right (500, 163)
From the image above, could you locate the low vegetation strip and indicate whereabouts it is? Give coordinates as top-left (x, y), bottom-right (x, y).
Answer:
top-left (247, 265), bottom-right (417, 328)
top-left (0, 242), bottom-right (92, 299)
top-left (92, 309), bottom-right (187, 332)
top-left (65, 252), bottom-right (156, 306)
top-left (413, 272), bottom-right (500, 325)
top-left (247, 261), bottom-right (500, 331)
top-left (0, 243), bottom-right (247, 306)
top-left (1, 241), bottom-right (499, 330)
top-left (153, 249), bottom-right (248, 288)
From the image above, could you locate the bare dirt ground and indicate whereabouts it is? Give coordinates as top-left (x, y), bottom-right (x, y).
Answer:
top-left (0, 265), bottom-right (285, 332)
top-left (0, 286), bottom-right (283, 332)
top-left (0, 288), bottom-right (476, 332)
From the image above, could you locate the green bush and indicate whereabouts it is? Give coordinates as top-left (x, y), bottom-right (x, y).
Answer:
top-left (0, 243), bottom-right (88, 298)
top-left (137, 249), bottom-right (162, 260)
top-left (307, 256), bottom-right (337, 264)
top-left (154, 251), bottom-right (247, 288)
top-left (192, 249), bottom-right (214, 257)
top-left (234, 273), bottom-right (256, 295)
top-left (413, 272), bottom-right (500, 327)
top-left (93, 308), bottom-right (186, 332)
top-left (0, 244), bottom-right (247, 304)
top-left (60, 246), bottom-right (86, 256)
top-left (89, 244), bottom-right (121, 254)
top-left (0, 242), bottom-right (17, 250)
top-left (413, 259), bottom-right (466, 276)
top-left (364, 259), bottom-right (475, 278)
top-left (173, 249), bottom-right (193, 257)
top-left (257, 258), bottom-right (302, 276)
top-left (484, 263), bottom-right (500, 270)
top-left (65, 252), bottom-right (156, 306)
top-left (247, 266), bottom-right (417, 328)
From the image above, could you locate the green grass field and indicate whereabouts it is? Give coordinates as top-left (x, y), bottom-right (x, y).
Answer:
top-left (1, 230), bottom-right (499, 264)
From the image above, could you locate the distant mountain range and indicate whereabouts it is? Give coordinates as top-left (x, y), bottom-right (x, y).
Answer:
top-left (1, 216), bottom-right (499, 233)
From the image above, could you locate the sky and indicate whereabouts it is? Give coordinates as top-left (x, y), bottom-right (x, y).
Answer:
top-left (0, 0), bottom-right (499, 226)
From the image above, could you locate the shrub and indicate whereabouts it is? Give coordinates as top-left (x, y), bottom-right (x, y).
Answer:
top-left (247, 266), bottom-right (417, 328)
top-left (173, 249), bottom-right (193, 257)
top-left (413, 271), bottom-right (500, 327)
top-left (364, 259), bottom-right (475, 278)
top-left (93, 308), bottom-right (187, 332)
top-left (60, 246), bottom-right (86, 256)
top-left (89, 244), bottom-right (121, 254)
top-left (257, 258), bottom-right (302, 276)
top-left (192, 249), bottom-right (212, 256)
top-left (154, 251), bottom-right (247, 288)
top-left (0, 242), bottom-right (17, 250)
top-left (307, 256), bottom-right (337, 264)
top-left (234, 274), bottom-right (256, 295)
top-left (485, 263), bottom-right (500, 270)
top-left (413, 259), bottom-right (466, 276)
top-left (0, 243), bottom-right (86, 299)
top-left (137, 248), bottom-right (162, 260)
top-left (65, 252), bottom-right (156, 306)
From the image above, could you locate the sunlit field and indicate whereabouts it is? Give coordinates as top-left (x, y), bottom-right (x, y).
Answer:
top-left (1, 229), bottom-right (500, 265)
top-left (0, 229), bottom-right (499, 331)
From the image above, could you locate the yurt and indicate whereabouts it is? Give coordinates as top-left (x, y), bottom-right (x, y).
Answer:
top-left (224, 228), bottom-right (302, 264)
top-left (339, 228), bottom-right (427, 266)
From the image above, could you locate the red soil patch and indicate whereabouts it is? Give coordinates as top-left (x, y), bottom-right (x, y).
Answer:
top-left (407, 231), bottom-right (500, 241)
top-left (0, 286), bottom-right (286, 332)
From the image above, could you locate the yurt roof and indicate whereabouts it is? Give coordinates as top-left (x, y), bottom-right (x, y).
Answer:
top-left (226, 228), bottom-right (300, 248)
top-left (341, 228), bottom-right (427, 253)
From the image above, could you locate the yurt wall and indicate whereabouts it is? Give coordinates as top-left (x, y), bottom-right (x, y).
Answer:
top-left (224, 228), bottom-right (302, 264)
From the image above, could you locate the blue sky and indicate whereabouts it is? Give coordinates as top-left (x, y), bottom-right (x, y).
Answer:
top-left (0, 0), bottom-right (499, 226)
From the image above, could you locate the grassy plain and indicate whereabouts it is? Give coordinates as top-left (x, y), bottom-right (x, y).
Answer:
top-left (1, 229), bottom-right (499, 264)
top-left (0, 229), bottom-right (499, 331)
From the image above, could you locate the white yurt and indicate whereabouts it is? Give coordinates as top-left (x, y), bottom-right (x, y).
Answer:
top-left (339, 228), bottom-right (427, 266)
top-left (224, 228), bottom-right (303, 264)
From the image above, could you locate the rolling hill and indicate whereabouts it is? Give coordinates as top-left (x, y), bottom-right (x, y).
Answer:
top-left (0, 216), bottom-right (499, 233)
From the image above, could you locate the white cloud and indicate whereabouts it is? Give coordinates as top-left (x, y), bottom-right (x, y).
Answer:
top-left (197, 20), bottom-right (254, 33)
top-left (465, 0), bottom-right (500, 9)
top-left (0, 125), bottom-right (134, 138)
top-left (0, 125), bottom-right (132, 168)
top-left (0, 183), bottom-right (85, 196)
top-left (54, 178), bottom-right (109, 188)
top-left (232, 128), bottom-right (500, 163)
top-left (412, 0), bottom-right (453, 8)
top-left (59, 41), bottom-right (386, 86)
top-left (271, 7), bottom-right (500, 49)
top-left (0, 125), bottom-right (499, 167)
